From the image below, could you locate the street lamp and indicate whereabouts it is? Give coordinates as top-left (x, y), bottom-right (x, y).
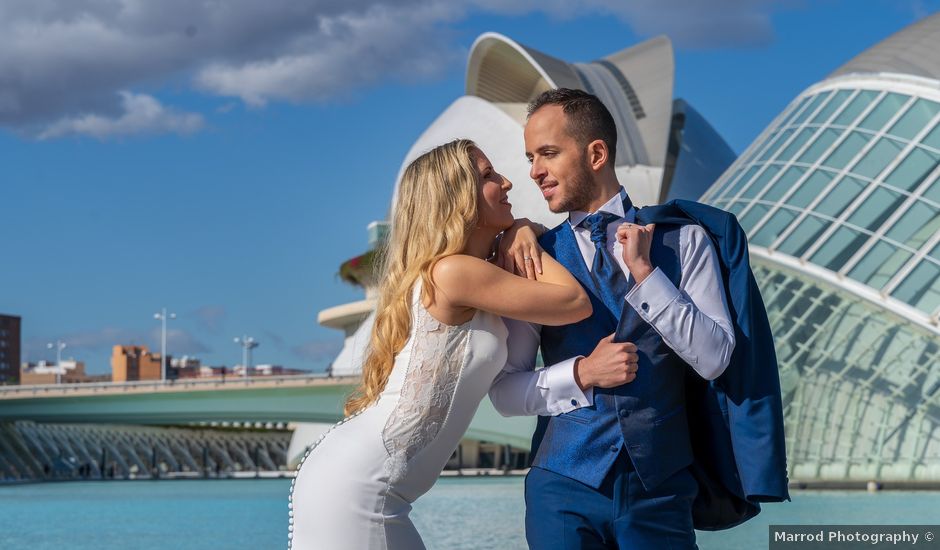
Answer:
top-left (47, 340), bottom-right (66, 365)
top-left (46, 340), bottom-right (66, 384)
top-left (154, 308), bottom-right (176, 382)
top-left (234, 335), bottom-right (259, 375)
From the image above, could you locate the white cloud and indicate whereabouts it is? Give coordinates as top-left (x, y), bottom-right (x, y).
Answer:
top-left (24, 324), bottom-right (211, 361)
top-left (158, 328), bottom-right (212, 355)
top-left (291, 339), bottom-right (344, 362)
top-left (0, 0), bottom-right (792, 138)
top-left (189, 305), bottom-right (227, 334)
top-left (24, 328), bottom-right (135, 357)
top-left (195, 2), bottom-right (460, 106)
top-left (585, 0), bottom-right (783, 48)
top-left (38, 91), bottom-right (203, 139)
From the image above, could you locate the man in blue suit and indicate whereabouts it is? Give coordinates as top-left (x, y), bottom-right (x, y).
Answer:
top-left (489, 88), bottom-right (787, 549)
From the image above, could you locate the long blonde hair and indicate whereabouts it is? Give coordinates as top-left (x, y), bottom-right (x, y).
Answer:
top-left (344, 139), bottom-right (480, 415)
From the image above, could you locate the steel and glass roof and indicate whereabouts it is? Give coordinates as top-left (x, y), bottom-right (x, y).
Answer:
top-left (703, 74), bottom-right (940, 322)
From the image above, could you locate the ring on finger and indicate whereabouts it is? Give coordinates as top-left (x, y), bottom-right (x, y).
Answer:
top-left (524, 256), bottom-right (532, 261)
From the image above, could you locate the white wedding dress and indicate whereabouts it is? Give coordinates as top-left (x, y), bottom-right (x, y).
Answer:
top-left (289, 282), bottom-right (509, 549)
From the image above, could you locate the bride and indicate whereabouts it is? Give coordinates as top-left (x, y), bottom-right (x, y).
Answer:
top-left (289, 139), bottom-right (591, 549)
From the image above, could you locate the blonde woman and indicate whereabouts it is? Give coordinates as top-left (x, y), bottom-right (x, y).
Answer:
top-left (288, 139), bottom-right (591, 549)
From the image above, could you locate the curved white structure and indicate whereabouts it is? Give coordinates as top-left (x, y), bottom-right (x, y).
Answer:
top-left (314, 32), bottom-right (736, 459)
top-left (392, 32), bottom-right (730, 215)
top-left (701, 13), bottom-right (940, 481)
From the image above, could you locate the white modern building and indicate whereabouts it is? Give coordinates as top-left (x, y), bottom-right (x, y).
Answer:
top-left (322, 31), bottom-right (735, 374)
top-left (302, 32), bottom-right (736, 467)
top-left (701, 13), bottom-right (940, 481)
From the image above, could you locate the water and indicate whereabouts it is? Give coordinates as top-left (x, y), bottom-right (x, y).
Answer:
top-left (1, 477), bottom-right (939, 549)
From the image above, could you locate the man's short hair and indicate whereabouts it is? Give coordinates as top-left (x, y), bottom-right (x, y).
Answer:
top-left (528, 88), bottom-right (618, 166)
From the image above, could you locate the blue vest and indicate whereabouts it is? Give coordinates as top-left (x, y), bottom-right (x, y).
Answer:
top-left (532, 221), bottom-right (693, 491)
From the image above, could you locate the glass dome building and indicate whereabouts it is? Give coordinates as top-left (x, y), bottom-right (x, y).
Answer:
top-left (701, 13), bottom-right (940, 482)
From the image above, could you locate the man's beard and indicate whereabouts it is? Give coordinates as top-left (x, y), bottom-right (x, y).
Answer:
top-left (550, 159), bottom-right (595, 213)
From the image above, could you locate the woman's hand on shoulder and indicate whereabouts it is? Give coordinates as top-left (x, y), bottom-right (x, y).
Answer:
top-left (496, 218), bottom-right (546, 280)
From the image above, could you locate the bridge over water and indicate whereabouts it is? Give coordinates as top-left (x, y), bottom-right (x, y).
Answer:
top-left (0, 375), bottom-right (536, 449)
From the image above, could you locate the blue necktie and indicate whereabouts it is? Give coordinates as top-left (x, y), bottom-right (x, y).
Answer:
top-left (580, 211), bottom-right (630, 317)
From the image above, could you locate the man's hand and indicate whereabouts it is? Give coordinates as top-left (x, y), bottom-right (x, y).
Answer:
top-left (616, 222), bottom-right (655, 283)
top-left (573, 334), bottom-right (639, 390)
top-left (497, 218), bottom-right (546, 279)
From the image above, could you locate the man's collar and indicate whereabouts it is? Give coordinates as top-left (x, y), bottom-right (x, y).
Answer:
top-left (568, 187), bottom-right (633, 228)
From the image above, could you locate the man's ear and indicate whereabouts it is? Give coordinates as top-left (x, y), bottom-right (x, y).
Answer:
top-left (587, 140), bottom-right (610, 172)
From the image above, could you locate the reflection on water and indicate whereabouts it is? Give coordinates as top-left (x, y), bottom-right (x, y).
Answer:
top-left (1, 477), bottom-right (939, 549)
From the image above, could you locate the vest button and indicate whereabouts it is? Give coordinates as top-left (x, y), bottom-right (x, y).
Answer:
top-left (619, 409), bottom-right (629, 418)
top-left (609, 444), bottom-right (619, 453)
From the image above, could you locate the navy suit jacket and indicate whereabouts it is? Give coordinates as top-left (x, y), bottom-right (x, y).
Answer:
top-left (635, 199), bottom-right (790, 530)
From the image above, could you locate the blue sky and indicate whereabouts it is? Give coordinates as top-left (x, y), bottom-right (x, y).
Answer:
top-left (1, 0), bottom-right (937, 375)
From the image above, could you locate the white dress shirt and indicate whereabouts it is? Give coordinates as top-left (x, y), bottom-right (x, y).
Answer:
top-left (488, 190), bottom-right (736, 417)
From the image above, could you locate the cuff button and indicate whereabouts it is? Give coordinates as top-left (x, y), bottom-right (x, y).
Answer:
top-left (570, 399), bottom-right (578, 406)
top-left (641, 302), bottom-right (649, 311)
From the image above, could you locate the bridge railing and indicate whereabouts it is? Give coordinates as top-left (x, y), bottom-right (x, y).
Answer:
top-left (0, 373), bottom-right (359, 398)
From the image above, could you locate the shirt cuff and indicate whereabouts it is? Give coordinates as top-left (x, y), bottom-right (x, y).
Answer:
top-left (625, 267), bottom-right (680, 322)
top-left (538, 356), bottom-right (593, 413)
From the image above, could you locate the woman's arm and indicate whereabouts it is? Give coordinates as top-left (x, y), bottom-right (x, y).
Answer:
top-left (431, 252), bottom-right (591, 326)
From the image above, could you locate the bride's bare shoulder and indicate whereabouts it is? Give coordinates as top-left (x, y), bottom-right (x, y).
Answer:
top-left (430, 254), bottom-right (491, 287)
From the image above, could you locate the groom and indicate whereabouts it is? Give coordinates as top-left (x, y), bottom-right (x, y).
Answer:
top-left (489, 88), bottom-right (787, 549)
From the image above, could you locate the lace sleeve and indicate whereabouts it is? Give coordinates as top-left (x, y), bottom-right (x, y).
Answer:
top-left (382, 305), bottom-right (473, 482)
